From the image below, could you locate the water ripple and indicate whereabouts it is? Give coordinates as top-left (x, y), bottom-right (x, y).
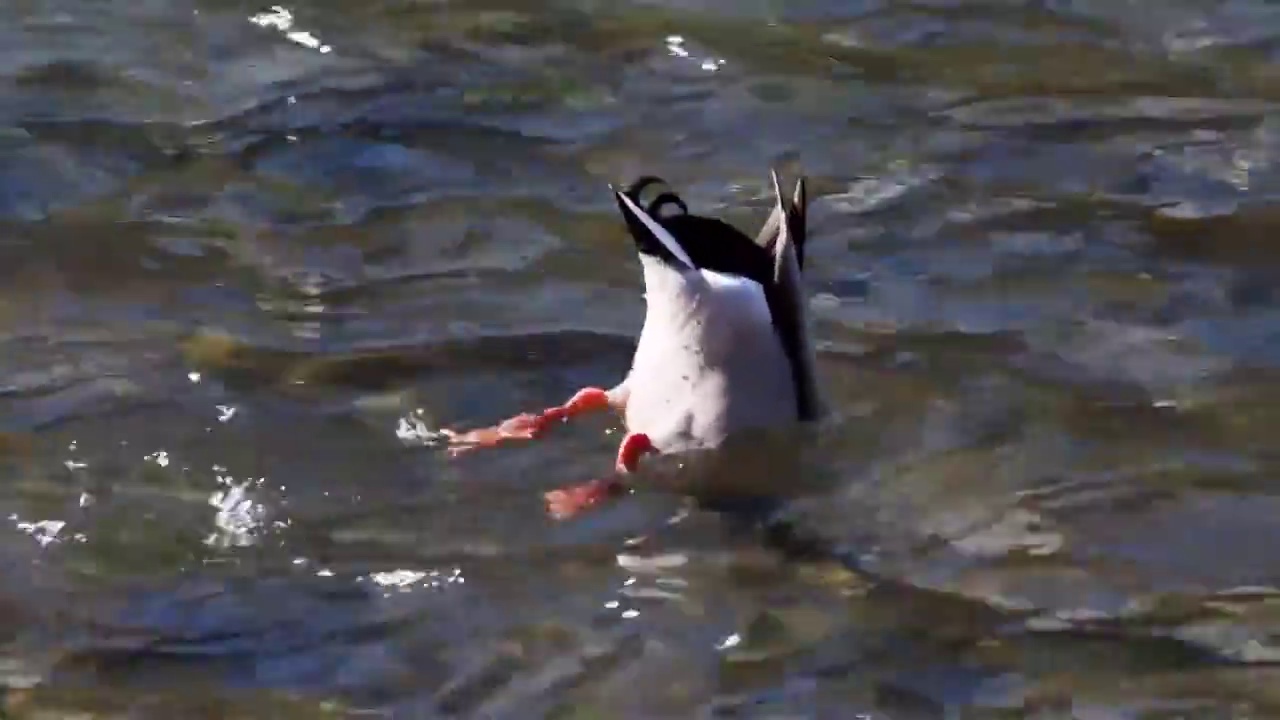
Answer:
top-left (3, 0), bottom-right (1280, 717)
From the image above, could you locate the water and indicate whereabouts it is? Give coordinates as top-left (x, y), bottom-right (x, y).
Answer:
top-left (3, 0), bottom-right (1280, 716)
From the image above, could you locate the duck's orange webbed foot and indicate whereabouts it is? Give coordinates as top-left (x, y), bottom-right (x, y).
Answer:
top-left (543, 432), bottom-right (654, 520)
top-left (443, 387), bottom-right (613, 457)
top-left (614, 432), bottom-right (655, 473)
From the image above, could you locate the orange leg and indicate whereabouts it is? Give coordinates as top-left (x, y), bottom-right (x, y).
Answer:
top-left (544, 432), bottom-right (654, 520)
top-left (615, 432), bottom-right (655, 473)
top-left (444, 387), bottom-right (615, 457)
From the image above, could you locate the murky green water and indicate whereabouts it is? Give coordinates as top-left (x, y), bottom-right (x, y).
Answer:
top-left (5, 0), bottom-right (1280, 717)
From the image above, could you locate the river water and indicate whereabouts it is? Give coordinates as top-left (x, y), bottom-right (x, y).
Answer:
top-left (4, 0), bottom-right (1280, 717)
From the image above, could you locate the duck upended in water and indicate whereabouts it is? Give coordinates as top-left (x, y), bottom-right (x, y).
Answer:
top-left (445, 171), bottom-right (821, 517)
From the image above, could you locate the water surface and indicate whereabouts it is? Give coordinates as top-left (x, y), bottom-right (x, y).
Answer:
top-left (5, 0), bottom-right (1280, 717)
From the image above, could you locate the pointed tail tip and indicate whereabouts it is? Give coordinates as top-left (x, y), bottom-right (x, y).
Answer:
top-left (614, 186), bottom-right (642, 216)
top-left (613, 183), bottom-right (697, 270)
top-left (769, 168), bottom-right (809, 211)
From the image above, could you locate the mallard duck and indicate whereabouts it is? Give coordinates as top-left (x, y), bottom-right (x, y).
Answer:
top-left (445, 171), bottom-right (821, 518)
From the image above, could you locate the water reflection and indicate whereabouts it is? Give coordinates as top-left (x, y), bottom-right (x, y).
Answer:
top-left (248, 6), bottom-right (333, 55)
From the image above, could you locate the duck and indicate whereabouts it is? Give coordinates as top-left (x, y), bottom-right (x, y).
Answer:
top-left (444, 171), bottom-right (821, 518)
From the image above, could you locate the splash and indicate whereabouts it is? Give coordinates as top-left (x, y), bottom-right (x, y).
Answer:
top-left (205, 474), bottom-right (268, 548)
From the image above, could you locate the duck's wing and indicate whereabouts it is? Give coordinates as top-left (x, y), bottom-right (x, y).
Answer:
top-left (756, 171), bottom-right (822, 421)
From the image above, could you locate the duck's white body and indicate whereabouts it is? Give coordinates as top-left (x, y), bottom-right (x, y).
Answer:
top-left (610, 173), bottom-right (820, 456)
top-left (619, 261), bottom-right (799, 454)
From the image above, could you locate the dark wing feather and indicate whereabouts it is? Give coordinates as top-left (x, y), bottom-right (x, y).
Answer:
top-left (757, 172), bottom-right (822, 421)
